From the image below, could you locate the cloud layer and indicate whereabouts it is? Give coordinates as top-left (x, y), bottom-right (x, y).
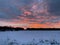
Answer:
top-left (0, 0), bottom-right (60, 28)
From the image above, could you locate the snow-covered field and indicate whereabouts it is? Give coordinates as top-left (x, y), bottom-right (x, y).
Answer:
top-left (0, 31), bottom-right (60, 45)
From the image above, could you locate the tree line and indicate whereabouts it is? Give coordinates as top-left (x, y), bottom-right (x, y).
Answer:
top-left (0, 26), bottom-right (60, 31)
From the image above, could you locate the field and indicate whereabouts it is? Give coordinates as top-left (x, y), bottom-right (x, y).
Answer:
top-left (0, 31), bottom-right (60, 45)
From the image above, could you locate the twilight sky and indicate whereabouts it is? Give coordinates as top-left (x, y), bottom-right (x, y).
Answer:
top-left (0, 0), bottom-right (60, 28)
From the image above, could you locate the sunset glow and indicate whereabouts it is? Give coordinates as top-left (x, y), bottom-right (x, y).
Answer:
top-left (0, 0), bottom-right (60, 28)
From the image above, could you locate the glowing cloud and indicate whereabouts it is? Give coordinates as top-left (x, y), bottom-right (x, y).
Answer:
top-left (0, 0), bottom-right (60, 28)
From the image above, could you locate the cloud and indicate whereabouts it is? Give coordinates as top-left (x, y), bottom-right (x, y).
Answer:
top-left (0, 0), bottom-right (60, 28)
top-left (48, 0), bottom-right (60, 15)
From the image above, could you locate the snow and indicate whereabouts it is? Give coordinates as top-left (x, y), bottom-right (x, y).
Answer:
top-left (0, 31), bottom-right (60, 45)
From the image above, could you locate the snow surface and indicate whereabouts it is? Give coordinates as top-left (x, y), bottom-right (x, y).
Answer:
top-left (0, 31), bottom-right (60, 45)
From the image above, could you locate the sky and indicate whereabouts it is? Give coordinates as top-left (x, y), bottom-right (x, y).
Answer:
top-left (0, 0), bottom-right (60, 28)
top-left (0, 31), bottom-right (60, 43)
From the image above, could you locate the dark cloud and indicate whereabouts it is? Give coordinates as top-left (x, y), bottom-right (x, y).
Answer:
top-left (0, 0), bottom-right (22, 19)
top-left (0, 0), bottom-right (60, 24)
top-left (0, 0), bottom-right (34, 20)
top-left (48, 0), bottom-right (60, 15)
